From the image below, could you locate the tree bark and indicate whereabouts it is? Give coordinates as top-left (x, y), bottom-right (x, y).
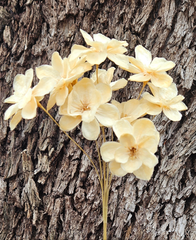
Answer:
top-left (0, 0), bottom-right (196, 239)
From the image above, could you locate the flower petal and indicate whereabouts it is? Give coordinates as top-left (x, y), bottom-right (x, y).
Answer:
top-left (52, 52), bottom-right (63, 75)
top-left (86, 51), bottom-right (107, 65)
top-left (110, 78), bottom-right (127, 91)
top-left (113, 119), bottom-right (133, 139)
top-left (47, 91), bottom-right (57, 110)
top-left (151, 72), bottom-right (173, 88)
top-left (121, 158), bottom-right (142, 173)
top-left (80, 29), bottom-right (94, 46)
top-left (96, 103), bottom-right (119, 127)
top-left (137, 148), bottom-right (158, 167)
top-left (109, 161), bottom-right (127, 177)
top-left (135, 45), bottom-right (152, 66)
top-left (96, 83), bottom-right (112, 104)
top-left (114, 146), bottom-right (130, 163)
top-left (93, 33), bottom-right (110, 44)
top-left (119, 134), bottom-right (136, 148)
top-left (36, 65), bottom-right (60, 80)
top-left (163, 108), bottom-right (182, 121)
top-left (82, 118), bottom-right (100, 140)
top-left (56, 86), bottom-right (68, 106)
top-left (4, 104), bottom-right (19, 120)
top-left (59, 115), bottom-right (81, 131)
top-left (21, 97), bottom-right (37, 119)
top-left (32, 77), bottom-right (56, 96)
top-left (10, 110), bottom-right (22, 130)
top-left (108, 54), bottom-right (130, 69)
top-left (170, 101), bottom-right (187, 111)
top-left (133, 165), bottom-right (154, 180)
top-left (100, 142), bottom-right (121, 162)
top-left (129, 73), bottom-right (151, 82)
top-left (150, 57), bottom-right (175, 72)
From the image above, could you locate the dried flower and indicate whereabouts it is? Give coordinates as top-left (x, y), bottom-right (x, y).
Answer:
top-left (36, 51), bottom-right (91, 110)
top-left (70, 29), bottom-right (130, 68)
top-left (125, 45), bottom-right (175, 88)
top-left (4, 69), bottom-right (46, 130)
top-left (59, 78), bottom-right (119, 140)
top-left (91, 67), bottom-right (127, 91)
top-left (100, 119), bottom-right (159, 180)
top-left (142, 83), bottom-right (188, 121)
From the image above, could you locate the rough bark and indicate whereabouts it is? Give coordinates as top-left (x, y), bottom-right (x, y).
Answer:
top-left (0, 0), bottom-right (196, 239)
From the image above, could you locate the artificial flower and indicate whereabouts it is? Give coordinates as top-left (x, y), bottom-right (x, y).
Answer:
top-left (36, 51), bottom-right (92, 110)
top-left (124, 45), bottom-right (175, 88)
top-left (70, 29), bottom-right (130, 68)
top-left (142, 83), bottom-right (188, 121)
top-left (59, 78), bottom-right (119, 140)
top-left (91, 67), bottom-right (127, 91)
top-left (100, 119), bottom-right (159, 180)
top-left (4, 69), bottom-right (47, 130)
top-left (111, 99), bottom-right (148, 123)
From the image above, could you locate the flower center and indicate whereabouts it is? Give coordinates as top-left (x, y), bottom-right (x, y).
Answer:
top-left (129, 147), bottom-right (137, 158)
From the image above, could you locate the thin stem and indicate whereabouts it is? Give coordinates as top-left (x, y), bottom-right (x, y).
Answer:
top-left (96, 140), bottom-right (103, 193)
top-left (96, 64), bottom-right (99, 83)
top-left (137, 81), bottom-right (148, 99)
top-left (37, 102), bottom-right (101, 184)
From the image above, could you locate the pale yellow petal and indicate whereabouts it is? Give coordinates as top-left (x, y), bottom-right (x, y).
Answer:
top-left (52, 52), bottom-right (63, 75)
top-left (82, 118), bottom-right (100, 140)
top-left (70, 44), bottom-right (90, 60)
top-left (121, 159), bottom-right (142, 173)
top-left (129, 73), bottom-right (151, 82)
top-left (133, 165), bottom-right (154, 180)
top-left (18, 88), bottom-right (32, 109)
top-left (111, 100), bottom-right (123, 117)
top-left (82, 109), bottom-right (96, 122)
top-left (129, 57), bottom-right (144, 72)
top-left (96, 83), bottom-right (112, 103)
top-left (10, 110), bottom-right (22, 130)
top-left (110, 78), bottom-right (127, 91)
top-left (80, 29), bottom-right (94, 46)
top-left (119, 134), bottom-right (136, 148)
top-left (21, 97), bottom-right (37, 119)
top-left (4, 104), bottom-right (19, 120)
top-left (58, 97), bottom-right (68, 115)
top-left (32, 77), bottom-right (56, 97)
top-left (163, 108), bottom-right (182, 121)
top-left (135, 45), bottom-right (152, 66)
top-left (100, 142), bottom-right (121, 162)
top-left (113, 119), bottom-right (133, 139)
top-left (108, 54), bottom-right (130, 69)
top-left (150, 57), bottom-right (175, 72)
top-left (59, 115), bottom-right (81, 131)
top-left (36, 65), bottom-right (60, 80)
top-left (4, 95), bottom-right (20, 104)
top-left (158, 82), bottom-right (177, 99)
top-left (93, 33), bottom-right (110, 44)
top-left (142, 92), bottom-right (160, 104)
top-left (95, 103), bottom-right (120, 127)
top-left (86, 51), bottom-right (107, 65)
top-left (47, 91), bottom-right (57, 111)
top-left (109, 161), bottom-right (127, 177)
top-left (115, 146), bottom-right (130, 163)
top-left (137, 148), bottom-right (158, 167)
top-left (151, 72), bottom-right (173, 88)
top-left (138, 135), bottom-right (159, 153)
top-left (56, 86), bottom-right (68, 106)
top-left (170, 102), bottom-right (187, 111)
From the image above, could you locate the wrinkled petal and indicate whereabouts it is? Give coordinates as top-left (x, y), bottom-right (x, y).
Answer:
top-left (109, 161), bottom-right (127, 177)
top-left (52, 52), bottom-right (63, 75)
top-left (100, 142), bottom-right (121, 162)
top-left (135, 45), bottom-right (152, 66)
top-left (96, 83), bottom-right (112, 104)
top-left (137, 148), bottom-right (158, 167)
top-left (86, 51), bottom-right (107, 65)
top-left (18, 89), bottom-right (32, 109)
top-left (138, 135), bottom-right (159, 153)
top-left (121, 158), bottom-right (142, 173)
top-left (96, 103), bottom-right (119, 127)
top-left (119, 134), bottom-right (136, 148)
top-left (113, 119), bottom-right (133, 139)
top-left (82, 118), bottom-right (100, 140)
top-left (36, 65), bottom-right (60, 80)
top-left (128, 57), bottom-right (145, 72)
top-left (158, 82), bottom-right (177, 99)
top-left (163, 108), bottom-right (182, 121)
top-left (10, 110), bottom-right (22, 130)
top-left (115, 146), bottom-right (130, 163)
top-left (59, 115), bottom-right (81, 131)
top-left (4, 104), bottom-right (19, 120)
top-left (82, 110), bottom-right (96, 122)
top-left (133, 165), bottom-right (154, 180)
top-left (110, 78), bottom-right (127, 91)
top-left (129, 73), bottom-right (151, 82)
top-left (21, 97), bottom-right (37, 119)
top-left (14, 68), bottom-right (33, 93)
top-left (150, 57), bottom-right (175, 72)
top-left (151, 72), bottom-right (173, 88)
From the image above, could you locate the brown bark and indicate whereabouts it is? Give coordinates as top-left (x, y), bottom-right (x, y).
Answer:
top-left (0, 0), bottom-right (196, 239)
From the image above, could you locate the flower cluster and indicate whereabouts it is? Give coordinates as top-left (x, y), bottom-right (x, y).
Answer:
top-left (4, 29), bottom-right (187, 181)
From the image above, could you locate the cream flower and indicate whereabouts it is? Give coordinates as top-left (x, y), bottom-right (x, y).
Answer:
top-left (59, 78), bottom-right (119, 140)
top-left (4, 69), bottom-right (47, 130)
top-left (142, 83), bottom-right (188, 121)
top-left (70, 29), bottom-right (130, 68)
top-left (100, 119), bottom-right (159, 180)
top-left (36, 51), bottom-right (92, 110)
top-left (124, 45), bottom-right (175, 88)
top-left (91, 67), bottom-right (127, 91)
top-left (111, 99), bottom-right (148, 123)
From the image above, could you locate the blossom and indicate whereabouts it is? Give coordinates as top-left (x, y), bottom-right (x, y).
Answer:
top-left (124, 45), bottom-right (175, 88)
top-left (36, 51), bottom-right (92, 110)
top-left (4, 69), bottom-right (47, 130)
top-left (111, 99), bottom-right (148, 123)
top-left (100, 119), bottom-right (159, 180)
top-left (70, 29), bottom-right (130, 68)
top-left (91, 67), bottom-right (127, 91)
top-left (142, 83), bottom-right (188, 121)
top-left (59, 78), bottom-right (119, 140)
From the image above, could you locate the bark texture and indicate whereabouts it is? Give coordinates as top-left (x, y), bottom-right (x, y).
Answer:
top-left (0, 0), bottom-right (196, 239)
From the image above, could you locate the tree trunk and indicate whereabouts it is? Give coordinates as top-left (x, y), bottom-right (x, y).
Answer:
top-left (0, 0), bottom-right (196, 239)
